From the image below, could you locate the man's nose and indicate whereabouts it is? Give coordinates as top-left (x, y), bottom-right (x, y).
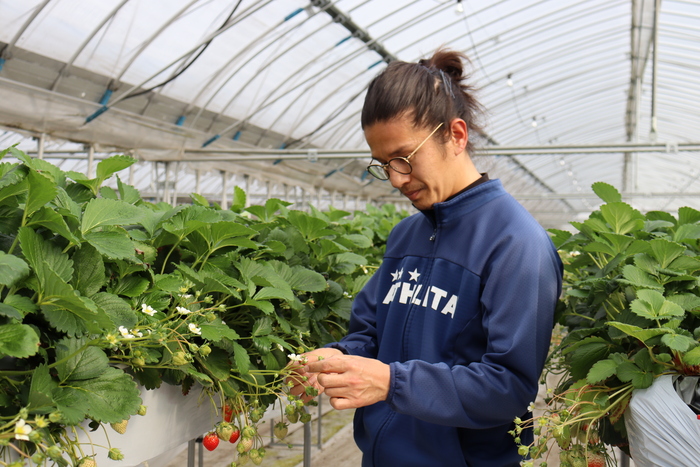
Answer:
top-left (388, 170), bottom-right (410, 189)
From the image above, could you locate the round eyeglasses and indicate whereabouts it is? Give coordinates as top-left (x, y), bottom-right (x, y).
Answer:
top-left (366, 122), bottom-right (444, 181)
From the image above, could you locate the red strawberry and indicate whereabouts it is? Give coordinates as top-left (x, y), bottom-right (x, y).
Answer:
top-left (202, 432), bottom-right (220, 451)
top-left (587, 451), bottom-right (605, 467)
top-left (223, 404), bottom-right (234, 422)
top-left (229, 428), bottom-right (241, 444)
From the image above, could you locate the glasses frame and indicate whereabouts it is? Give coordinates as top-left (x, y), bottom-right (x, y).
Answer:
top-left (366, 122), bottom-right (444, 181)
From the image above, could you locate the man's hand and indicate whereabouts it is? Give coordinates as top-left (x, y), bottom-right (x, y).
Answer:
top-left (303, 355), bottom-right (390, 410)
top-left (285, 348), bottom-right (343, 402)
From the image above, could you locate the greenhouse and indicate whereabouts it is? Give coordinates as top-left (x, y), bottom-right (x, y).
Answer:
top-left (0, 0), bottom-right (699, 466)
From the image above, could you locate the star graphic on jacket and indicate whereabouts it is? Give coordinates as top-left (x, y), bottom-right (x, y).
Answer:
top-left (408, 269), bottom-right (420, 281)
top-left (391, 269), bottom-right (403, 281)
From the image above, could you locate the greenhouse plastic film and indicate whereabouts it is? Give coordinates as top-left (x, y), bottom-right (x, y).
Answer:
top-left (624, 374), bottom-right (700, 467)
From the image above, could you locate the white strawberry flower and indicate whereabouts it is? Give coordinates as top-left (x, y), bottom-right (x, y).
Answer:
top-left (118, 326), bottom-right (134, 339)
top-left (14, 419), bottom-right (32, 440)
top-left (176, 306), bottom-right (192, 315)
top-left (141, 304), bottom-right (157, 316)
top-left (188, 323), bottom-right (202, 335)
top-left (527, 401), bottom-right (536, 412)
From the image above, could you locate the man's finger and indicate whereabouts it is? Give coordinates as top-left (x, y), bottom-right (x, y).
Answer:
top-left (305, 357), bottom-right (347, 374)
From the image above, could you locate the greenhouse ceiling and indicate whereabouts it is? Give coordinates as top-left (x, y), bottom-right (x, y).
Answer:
top-left (0, 0), bottom-right (699, 229)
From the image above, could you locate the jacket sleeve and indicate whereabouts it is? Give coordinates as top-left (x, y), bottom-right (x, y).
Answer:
top-left (385, 237), bottom-right (563, 429)
top-left (325, 268), bottom-right (381, 358)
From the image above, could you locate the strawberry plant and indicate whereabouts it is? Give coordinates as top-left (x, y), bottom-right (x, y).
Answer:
top-left (0, 145), bottom-right (406, 465)
top-left (514, 182), bottom-right (700, 465)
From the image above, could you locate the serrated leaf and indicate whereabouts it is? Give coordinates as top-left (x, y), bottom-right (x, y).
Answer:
top-left (678, 206), bottom-right (700, 225)
top-left (562, 337), bottom-right (615, 380)
top-left (648, 238), bottom-right (686, 268)
top-left (92, 292), bottom-right (137, 329)
top-left (198, 347), bottom-right (231, 381)
top-left (55, 338), bottom-right (109, 382)
top-left (587, 359), bottom-right (618, 384)
top-left (18, 226), bottom-right (74, 285)
top-left (230, 186), bottom-right (246, 212)
top-left (53, 366), bottom-right (141, 424)
top-left (190, 192), bottom-right (210, 207)
top-left (667, 294), bottom-right (700, 312)
top-left (96, 155), bottom-right (136, 182)
top-left (232, 341), bottom-right (250, 375)
top-left (0, 323), bottom-right (40, 358)
top-left (116, 176), bottom-right (142, 204)
top-left (335, 252), bottom-right (368, 266)
top-left (592, 182), bottom-right (622, 203)
top-left (287, 210), bottom-right (330, 240)
top-left (81, 198), bottom-right (143, 234)
top-left (600, 202), bottom-right (644, 235)
top-left (27, 364), bottom-right (57, 413)
top-left (71, 244), bottom-right (105, 297)
top-left (682, 346), bottom-right (700, 366)
top-left (199, 321), bottom-right (240, 342)
top-left (112, 275), bottom-right (149, 297)
top-left (25, 169), bottom-right (57, 218)
top-left (252, 317), bottom-right (273, 337)
top-left (26, 206), bottom-right (81, 244)
top-left (661, 333), bottom-right (696, 352)
top-left (630, 289), bottom-right (685, 320)
top-left (674, 224), bottom-right (700, 242)
top-left (616, 362), bottom-right (653, 388)
top-left (620, 264), bottom-right (662, 290)
top-left (0, 304), bottom-right (22, 320)
top-left (607, 321), bottom-right (672, 342)
top-left (85, 230), bottom-right (135, 260)
top-left (0, 251), bottom-right (29, 287)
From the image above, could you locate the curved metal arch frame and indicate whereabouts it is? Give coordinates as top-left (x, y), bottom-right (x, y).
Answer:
top-left (0, 0), bottom-right (51, 58)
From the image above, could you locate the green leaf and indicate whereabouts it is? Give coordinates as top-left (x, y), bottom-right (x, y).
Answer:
top-left (661, 333), bottom-right (696, 352)
top-left (25, 169), bottom-right (57, 218)
top-left (682, 346), bottom-right (700, 366)
top-left (84, 230), bottom-right (136, 260)
top-left (91, 292), bottom-right (137, 329)
top-left (616, 362), bottom-right (653, 389)
top-left (587, 359), bottom-right (618, 384)
top-left (200, 321), bottom-right (241, 342)
top-left (232, 341), bottom-right (250, 375)
top-left (112, 275), bottom-right (149, 297)
top-left (667, 294), bottom-right (700, 312)
top-left (0, 251), bottom-right (29, 287)
top-left (254, 286), bottom-right (295, 302)
top-left (674, 224), bottom-right (700, 242)
top-left (600, 202), bottom-right (644, 235)
top-left (252, 317), bottom-right (273, 337)
top-left (607, 321), bottom-right (672, 342)
top-left (0, 303), bottom-right (22, 320)
top-left (19, 226), bottom-right (74, 284)
top-left (630, 289), bottom-right (685, 320)
top-left (53, 366), bottom-right (141, 424)
top-left (71, 244), bottom-right (105, 297)
top-left (0, 323), bottom-right (40, 358)
top-left (678, 206), bottom-right (700, 225)
top-left (619, 264), bottom-right (662, 290)
top-left (335, 252), bottom-right (368, 266)
top-left (287, 210), bottom-right (331, 240)
top-left (583, 241), bottom-right (615, 256)
top-left (563, 337), bottom-right (615, 380)
top-left (198, 348), bottom-right (231, 381)
top-left (80, 198), bottom-right (143, 234)
top-left (190, 192), bottom-right (210, 207)
top-left (116, 176), bottom-right (142, 204)
top-left (26, 206), bottom-right (81, 244)
top-left (592, 182), bottom-right (622, 203)
top-left (269, 261), bottom-right (327, 292)
top-left (28, 364), bottom-right (57, 413)
top-left (230, 186), bottom-right (247, 212)
top-left (55, 338), bottom-right (109, 382)
top-left (96, 155), bottom-right (136, 182)
top-left (648, 238), bottom-right (686, 269)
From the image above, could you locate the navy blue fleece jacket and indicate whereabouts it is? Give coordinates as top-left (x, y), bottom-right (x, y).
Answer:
top-left (329, 179), bottom-right (563, 466)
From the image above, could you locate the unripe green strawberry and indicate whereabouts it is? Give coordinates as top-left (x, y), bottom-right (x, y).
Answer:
top-left (237, 436), bottom-right (254, 453)
top-left (199, 344), bottom-right (211, 356)
top-left (131, 356), bottom-right (146, 367)
top-left (241, 425), bottom-right (257, 438)
top-left (285, 405), bottom-right (299, 424)
top-left (273, 422), bottom-right (288, 439)
top-left (110, 419), bottom-right (128, 434)
top-left (236, 452), bottom-right (250, 466)
top-left (108, 448), bottom-right (124, 460)
top-left (47, 445), bottom-right (63, 461)
top-left (299, 412), bottom-right (311, 423)
top-left (171, 351), bottom-right (188, 366)
top-left (30, 452), bottom-right (45, 464)
top-left (137, 405), bottom-right (148, 416)
top-left (216, 422), bottom-right (234, 441)
top-left (249, 408), bottom-right (263, 423)
top-left (78, 458), bottom-right (97, 467)
top-left (249, 449), bottom-right (263, 465)
top-left (48, 411), bottom-right (63, 423)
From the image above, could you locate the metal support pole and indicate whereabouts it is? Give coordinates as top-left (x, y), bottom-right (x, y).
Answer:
top-left (171, 161), bottom-right (179, 205)
top-left (317, 395), bottom-right (323, 449)
top-left (87, 144), bottom-right (95, 178)
top-left (221, 171), bottom-right (229, 210)
top-left (187, 439), bottom-right (195, 467)
top-left (37, 133), bottom-right (45, 160)
top-left (303, 407), bottom-right (312, 467)
top-left (650, 0), bottom-right (661, 141)
top-left (195, 168), bottom-right (201, 195)
top-left (163, 161), bottom-right (170, 205)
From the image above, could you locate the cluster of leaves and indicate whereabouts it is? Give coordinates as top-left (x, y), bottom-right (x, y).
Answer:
top-left (514, 182), bottom-right (700, 465)
top-left (0, 145), bottom-right (407, 465)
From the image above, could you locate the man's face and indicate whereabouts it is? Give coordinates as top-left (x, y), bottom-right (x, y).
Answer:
top-left (364, 115), bottom-right (464, 210)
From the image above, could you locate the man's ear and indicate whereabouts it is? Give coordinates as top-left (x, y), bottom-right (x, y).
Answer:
top-left (449, 118), bottom-right (468, 155)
